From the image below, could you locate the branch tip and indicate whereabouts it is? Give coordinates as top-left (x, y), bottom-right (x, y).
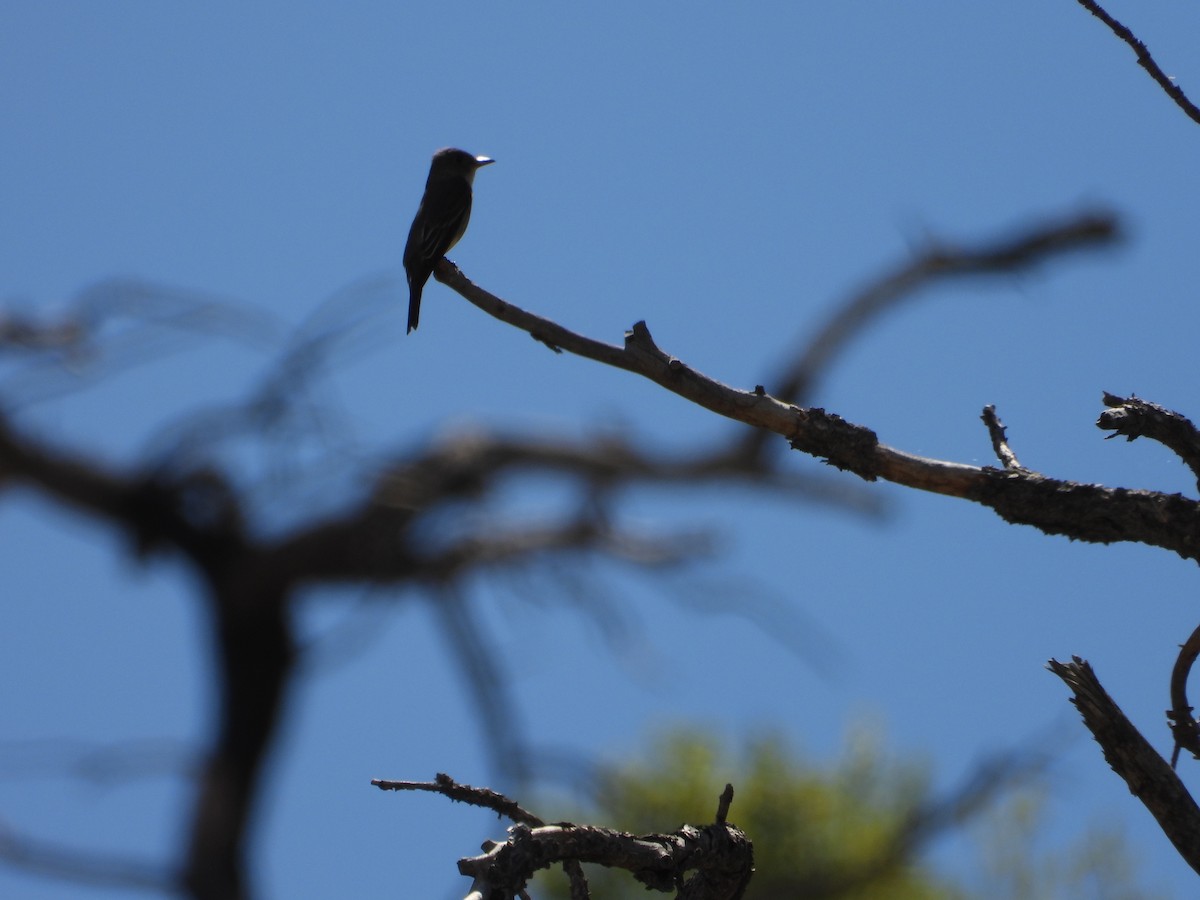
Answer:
top-left (1074, 0), bottom-right (1200, 125)
top-left (981, 405), bottom-right (1023, 470)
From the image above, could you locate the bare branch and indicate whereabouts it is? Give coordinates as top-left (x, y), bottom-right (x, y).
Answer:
top-left (1097, 393), bottom-right (1200, 492)
top-left (432, 215), bottom-right (1117, 506)
top-left (371, 775), bottom-right (591, 897)
top-left (375, 776), bottom-right (752, 899)
top-left (452, 794), bottom-right (753, 900)
top-left (372, 773), bottom-right (544, 826)
top-left (712, 785), bottom-right (733, 826)
top-left (1074, 0), bottom-right (1200, 126)
top-left (981, 405), bottom-right (1024, 471)
top-left (1048, 656), bottom-right (1200, 875)
top-left (443, 268), bottom-right (1200, 562)
top-left (1168, 623), bottom-right (1200, 768)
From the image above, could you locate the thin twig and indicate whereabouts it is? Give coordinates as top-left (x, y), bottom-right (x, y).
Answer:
top-left (981, 405), bottom-right (1023, 470)
top-left (370, 776), bottom-right (590, 898)
top-left (372, 773), bottom-right (544, 825)
top-left (1074, 0), bottom-right (1200, 125)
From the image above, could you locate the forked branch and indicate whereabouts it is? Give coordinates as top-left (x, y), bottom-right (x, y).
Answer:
top-left (438, 255), bottom-right (1200, 563)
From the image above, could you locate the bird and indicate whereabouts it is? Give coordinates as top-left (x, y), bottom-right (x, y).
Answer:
top-left (403, 147), bottom-right (494, 333)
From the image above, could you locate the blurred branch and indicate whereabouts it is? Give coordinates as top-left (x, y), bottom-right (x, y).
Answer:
top-left (745, 210), bottom-right (1117, 454)
top-left (1047, 656), bottom-right (1200, 876)
top-left (0, 411), bottom-right (179, 541)
top-left (435, 590), bottom-right (532, 786)
top-left (139, 274), bottom-right (396, 468)
top-left (888, 749), bottom-right (1049, 875)
top-left (0, 820), bottom-right (172, 894)
top-left (0, 737), bottom-right (194, 785)
top-left (0, 351), bottom-right (790, 898)
top-left (414, 428), bottom-right (886, 517)
top-left (1, 280), bottom-right (279, 407)
top-left (0, 311), bottom-right (86, 353)
top-left (1073, 0), bottom-right (1200, 126)
top-left (423, 519), bottom-right (709, 582)
top-left (776, 746), bottom-right (1050, 897)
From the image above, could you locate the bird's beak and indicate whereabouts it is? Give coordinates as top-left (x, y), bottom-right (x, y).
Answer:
top-left (474, 156), bottom-right (495, 167)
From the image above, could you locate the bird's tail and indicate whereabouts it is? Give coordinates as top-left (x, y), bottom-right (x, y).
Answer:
top-left (407, 282), bottom-right (422, 333)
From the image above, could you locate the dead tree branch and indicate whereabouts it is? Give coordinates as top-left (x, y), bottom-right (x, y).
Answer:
top-left (981, 405), bottom-right (1024, 471)
top-left (374, 776), bottom-right (753, 900)
top-left (1168, 623), bottom-right (1200, 768)
top-left (371, 774), bottom-right (588, 898)
top-left (373, 773), bottom-right (545, 826)
top-left (1047, 657), bottom-right (1200, 876)
top-left (1073, 0), bottom-right (1200, 126)
top-left (440, 263), bottom-right (1200, 564)
top-left (1097, 393), bottom-right (1200, 493)
top-left (0, 821), bottom-right (172, 895)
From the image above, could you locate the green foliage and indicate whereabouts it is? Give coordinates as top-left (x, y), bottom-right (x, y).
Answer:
top-left (964, 792), bottom-right (1169, 900)
top-left (536, 728), bottom-right (1168, 900)
top-left (540, 727), bottom-right (955, 899)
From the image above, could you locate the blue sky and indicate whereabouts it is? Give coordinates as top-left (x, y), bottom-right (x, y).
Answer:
top-left (3, 2), bottom-right (1200, 897)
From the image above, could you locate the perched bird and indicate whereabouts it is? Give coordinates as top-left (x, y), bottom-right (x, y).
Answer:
top-left (403, 147), bottom-right (494, 333)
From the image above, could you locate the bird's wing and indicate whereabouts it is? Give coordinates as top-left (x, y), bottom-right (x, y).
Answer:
top-left (404, 177), bottom-right (474, 268)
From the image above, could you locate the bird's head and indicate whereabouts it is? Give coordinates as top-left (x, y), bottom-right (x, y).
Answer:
top-left (430, 148), bottom-right (494, 182)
